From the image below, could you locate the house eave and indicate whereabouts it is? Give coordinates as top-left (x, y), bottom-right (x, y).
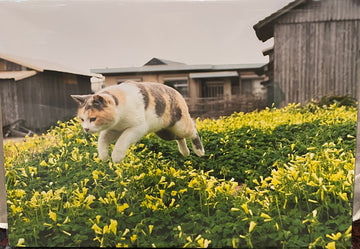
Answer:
top-left (253, 0), bottom-right (308, 42)
top-left (0, 52), bottom-right (97, 78)
top-left (91, 63), bottom-right (265, 75)
top-left (189, 71), bottom-right (239, 79)
top-left (0, 71), bottom-right (38, 81)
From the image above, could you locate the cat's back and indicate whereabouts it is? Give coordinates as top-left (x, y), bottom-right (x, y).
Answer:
top-left (96, 81), bottom-right (144, 106)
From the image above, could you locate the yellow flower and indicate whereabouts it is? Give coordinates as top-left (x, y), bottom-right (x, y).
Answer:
top-left (117, 203), bottom-right (129, 213)
top-left (40, 160), bottom-right (48, 166)
top-left (260, 212), bottom-right (271, 221)
top-left (49, 210), bottom-right (57, 222)
top-left (169, 198), bottom-right (176, 207)
top-left (109, 219), bottom-right (117, 235)
top-left (99, 197), bottom-right (108, 204)
top-left (63, 216), bottom-right (71, 224)
top-left (167, 181), bottom-right (175, 188)
top-left (345, 225), bottom-right (352, 238)
top-left (326, 232), bottom-right (341, 241)
top-left (62, 230), bottom-right (71, 236)
top-left (338, 192), bottom-right (348, 201)
top-left (159, 176), bottom-right (166, 183)
top-left (179, 189), bottom-right (188, 194)
top-left (275, 222), bottom-right (279, 231)
top-left (130, 234), bottom-right (137, 243)
top-left (241, 203), bottom-right (249, 214)
top-left (96, 215), bottom-right (101, 224)
top-left (197, 238), bottom-right (205, 248)
top-left (103, 225), bottom-right (110, 234)
top-left (249, 221), bottom-right (256, 233)
top-left (91, 223), bottom-right (102, 235)
top-left (10, 204), bottom-right (22, 214)
top-left (16, 238), bottom-right (25, 247)
top-left (325, 241), bottom-right (336, 249)
top-left (148, 225), bottom-right (154, 234)
top-left (123, 228), bottom-right (130, 236)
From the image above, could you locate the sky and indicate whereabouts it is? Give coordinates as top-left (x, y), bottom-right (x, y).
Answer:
top-left (0, 0), bottom-right (291, 73)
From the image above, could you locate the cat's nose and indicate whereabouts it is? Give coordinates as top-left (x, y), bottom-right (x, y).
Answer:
top-left (84, 128), bottom-right (90, 132)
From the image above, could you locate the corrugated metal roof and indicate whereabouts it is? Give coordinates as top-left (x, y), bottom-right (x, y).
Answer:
top-left (0, 53), bottom-right (99, 78)
top-left (91, 63), bottom-right (265, 75)
top-left (0, 71), bottom-right (38, 81)
top-left (189, 71), bottom-right (239, 79)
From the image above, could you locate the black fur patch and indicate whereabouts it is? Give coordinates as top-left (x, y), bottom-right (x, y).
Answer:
top-left (149, 85), bottom-right (166, 117)
top-left (156, 129), bottom-right (178, 141)
top-left (138, 83), bottom-right (183, 123)
top-left (192, 134), bottom-right (203, 150)
top-left (138, 85), bottom-right (150, 109)
top-left (103, 91), bottom-right (119, 106)
top-left (165, 87), bottom-right (182, 126)
top-left (87, 104), bottom-right (104, 111)
top-left (154, 95), bottom-right (166, 116)
top-left (91, 96), bottom-right (107, 111)
top-left (84, 102), bottom-right (104, 111)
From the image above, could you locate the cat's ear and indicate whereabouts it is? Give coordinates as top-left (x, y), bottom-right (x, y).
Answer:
top-left (92, 95), bottom-right (107, 107)
top-left (71, 95), bottom-right (91, 106)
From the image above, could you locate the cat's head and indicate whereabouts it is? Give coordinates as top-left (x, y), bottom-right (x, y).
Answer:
top-left (71, 94), bottom-right (117, 133)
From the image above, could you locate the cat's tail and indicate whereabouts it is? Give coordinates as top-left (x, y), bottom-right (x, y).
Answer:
top-left (191, 132), bottom-right (205, 157)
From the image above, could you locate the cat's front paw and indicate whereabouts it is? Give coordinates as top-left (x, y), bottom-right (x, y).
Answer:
top-left (98, 149), bottom-right (109, 161)
top-left (111, 151), bottom-right (125, 164)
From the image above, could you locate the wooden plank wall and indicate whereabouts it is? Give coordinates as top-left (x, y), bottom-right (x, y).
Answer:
top-left (0, 95), bottom-right (8, 227)
top-left (0, 80), bottom-right (18, 127)
top-left (273, 0), bottom-right (360, 107)
top-left (279, 0), bottom-right (360, 23)
top-left (1, 72), bottom-right (91, 131)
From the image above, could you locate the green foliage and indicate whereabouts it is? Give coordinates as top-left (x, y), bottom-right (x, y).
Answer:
top-left (4, 103), bottom-right (355, 248)
top-left (143, 104), bottom-right (356, 186)
top-left (312, 95), bottom-right (357, 108)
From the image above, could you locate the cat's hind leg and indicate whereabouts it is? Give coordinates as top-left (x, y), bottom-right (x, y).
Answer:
top-left (155, 129), bottom-right (190, 157)
top-left (191, 131), bottom-right (205, 157)
top-left (176, 138), bottom-right (190, 157)
top-left (170, 119), bottom-right (205, 157)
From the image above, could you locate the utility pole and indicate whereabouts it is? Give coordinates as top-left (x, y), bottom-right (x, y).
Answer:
top-left (0, 95), bottom-right (7, 232)
top-left (353, 50), bottom-right (360, 249)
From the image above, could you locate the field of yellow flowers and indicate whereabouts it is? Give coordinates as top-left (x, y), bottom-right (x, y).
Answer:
top-left (4, 103), bottom-right (355, 248)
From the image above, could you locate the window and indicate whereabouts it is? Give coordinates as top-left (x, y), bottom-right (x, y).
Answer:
top-left (201, 80), bottom-right (224, 98)
top-left (164, 78), bottom-right (189, 97)
top-left (231, 78), bottom-right (240, 95)
top-left (241, 79), bottom-right (253, 95)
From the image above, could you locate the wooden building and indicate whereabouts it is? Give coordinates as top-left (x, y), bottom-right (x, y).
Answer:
top-left (91, 58), bottom-right (266, 118)
top-left (253, 0), bottom-right (360, 107)
top-left (0, 53), bottom-right (94, 132)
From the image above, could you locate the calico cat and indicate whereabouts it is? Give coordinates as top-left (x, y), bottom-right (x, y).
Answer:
top-left (71, 81), bottom-right (205, 163)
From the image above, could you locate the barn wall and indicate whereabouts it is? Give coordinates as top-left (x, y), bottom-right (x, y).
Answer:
top-left (0, 79), bottom-right (19, 127)
top-left (1, 72), bottom-right (91, 131)
top-left (273, 8), bottom-right (360, 106)
top-left (0, 58), bottom-right (23, 71)
top-left (278, 0), bottom-right (360, 24)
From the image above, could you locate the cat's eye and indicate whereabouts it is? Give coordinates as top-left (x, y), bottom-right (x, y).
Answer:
top-left (80, 118), bottom-right (84, 122)
top-left (90, 117), bottom-right (97, 122)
